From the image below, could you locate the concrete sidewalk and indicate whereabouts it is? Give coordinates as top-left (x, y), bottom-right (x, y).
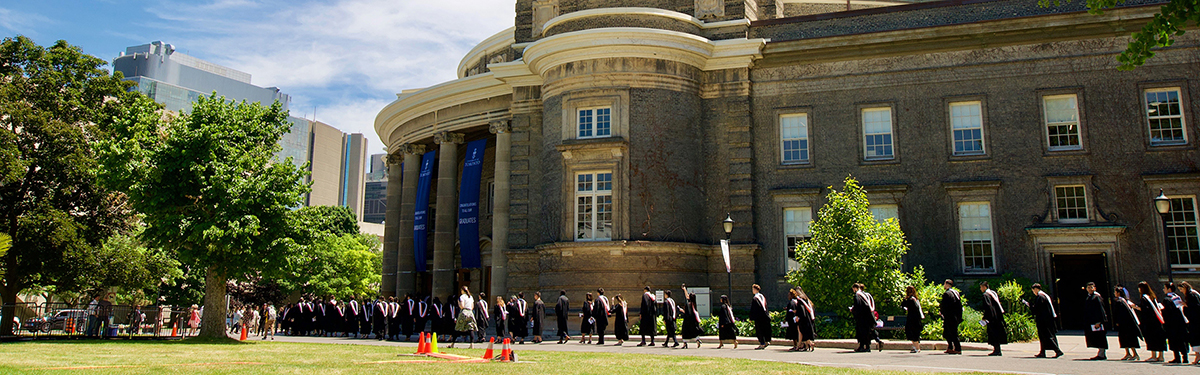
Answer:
top-left (263, 332), bottom-right (1195, 375)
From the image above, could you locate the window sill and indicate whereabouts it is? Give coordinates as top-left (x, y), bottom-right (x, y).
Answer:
top-left (1044, 148), bottom-right (1087, 157)
top-left (860, 157), bottom-right (900, 166)
top-left (1147, 142), bottom-right (1193, 152)
top-left (778, 162), bottom-right (814, 170)
top-left (949, 154), bottom-right (990, 162)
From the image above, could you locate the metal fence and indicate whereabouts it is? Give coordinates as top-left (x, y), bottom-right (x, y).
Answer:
top-left (2, 303), bottom-right (192, 339)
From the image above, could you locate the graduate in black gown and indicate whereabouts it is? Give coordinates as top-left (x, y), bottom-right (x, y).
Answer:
top-left (1181, 282), bottom-right (1200, 365)
top-left (415, 297), bottom-right (430, 336)
top-left (852, 283), bottom-right (876, 352)
top-left (638, 286), bottom-right (657, 347)
top-left (555, 290), bottom-right (570, 344)
top-left (902, 286), bottom-right (925, 353)
top-left (750, 284), bottom-right (771, 350)
top-left (1111, 286), bottom-right (1141, 360)
top-left (400, 295), bottom-right (415, 341)
top-left (1134, 281), bottom-right (1166, 362)
top-left (474, 293), bottom-right (489, 343)
top-left (1027, 283), bottom-right (1062, 358)
top-left (612, 294), bottom-right (630, 345)
top-left (680, 288), bottom-right (702, 348)
top-left (661, 290), bottom-right (679, 347)
top-left (594, 289), bottom-right (610, 345)
top-left (579, 293), bottom-right (594, 344)
top-left (716, 295), bottom-right (738, 349)
top-left (492, 296), bottom-right (508, 340)
top-left (372, 296), bottom-right (388, 340)
top-left (513, 293), bottom-right (529, 344)
top-left (980, 281), bottom-right (1007, 356)
top-left (439, 295), bottom-right (457, 345)
top-left (532, 292), bottom-right (545, 344)
top-left (1082, 282), bottom-right (1108, 360)
top-left (797, 287), bottom-right (817, 351)
top-left (785, 289), bottom-right (801, 351)
top-left (1162, 282), bottom-right (1190, 364)
top-left (939, 280), bottom-right (963, 354)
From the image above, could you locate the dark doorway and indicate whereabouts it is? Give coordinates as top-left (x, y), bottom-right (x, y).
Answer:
top-left (1051, 254), bottom-right (1109, 330)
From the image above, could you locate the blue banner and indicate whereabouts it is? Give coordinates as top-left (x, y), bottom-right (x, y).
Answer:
top-left (413, 151), bottom-right (436, 273)
top-left (457, 139), bottom-right (487, 269)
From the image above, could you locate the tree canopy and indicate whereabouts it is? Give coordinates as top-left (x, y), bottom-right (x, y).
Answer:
top-left (276, 206), bottom-right (380, 299)
top-left (97, 92), bottom-right (309, 337)
top-left (0, 36), bottom-right (138, 336)
top-left (1043, 0), bottom-right (1200, 70)
top-left (785, 177), bottom-right (912, 315)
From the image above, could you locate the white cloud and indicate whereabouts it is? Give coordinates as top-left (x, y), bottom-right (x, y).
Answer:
top-left (0, 8), bottom-right (52, 36)
top-left (140, 0), bottom-right (515, 138)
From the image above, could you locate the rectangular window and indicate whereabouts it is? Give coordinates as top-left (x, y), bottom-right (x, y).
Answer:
top-left (950, 102), bottom-right (985, 155)
top-left (578, 107), bottom-right (612, 139)
top-left (959, 202), bottom-right (995, 273)
top-left (576, 172), bottom-right (613, 241)
top-left (784, 207), bottom-right (812, 271)
top-left (780, 113), bottom-right (809, 164)
top-left (1146, 88), bottom-right (1187, 145)
top-left (1054, 185), bottom-right (1088, 223)
top-left (1044, 95), bottom-right (1081, 151)
top-left (486, 180), bottom-right (495, 215)
top-left (870, 204), bottom-right (899, 223)
top-left (1167, 197), bottom-right (1200, 267)
top-left (862, 108), bottom-right (894, 160)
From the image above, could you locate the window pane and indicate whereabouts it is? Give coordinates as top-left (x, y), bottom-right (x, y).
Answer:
top-left (960, 202), bottom-right (994, 272)
top-left (1146, 89), bottom-right (1187, 145)
top-left (1054, 185), bottom-right (1088, 221)
top-left (1167, 197), bottom-right (1200, 267)
top-left (596, 107), bottom-right (611, 137)
top-left (870, 205), bottom-right (899, 223)
top-left (578, 109), bottom-right (593, 138)
top-left (781, 114), bottom-right (809, 163)
top-left (951, 102), bottom-right (984, 155)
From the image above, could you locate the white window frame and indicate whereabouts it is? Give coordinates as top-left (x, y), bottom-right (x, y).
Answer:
top-left (1166, 196), bottom-right (1200, 268)
top-left (577, 106), bottom-right (612, 139)
top-left (862, 107), bottom-right (894, 160)
top-left (870, 204), bottom-right (899, 224)
top-left (1054, 185), bottom-right (1089, 224)
top-left (1043, 94), bottom-right (1082, 151)
top-left (1145, 87), bottom-right (1188, 146)
top-left (783, 207), bottom-right (812, 272)
top-left (574, 171), bottom-right (613, 241)
top-left (780, 113), bottom-right (810, 165)
top-left (959, 201), bottom-right (996, 274)
top-left (950, 101), bottom-right (985, 156)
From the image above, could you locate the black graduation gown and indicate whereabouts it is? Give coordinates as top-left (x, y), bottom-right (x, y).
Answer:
top-left (661, 297), bottom-right (678, 338)
top-left (901, 297), bottom-right (924, 342)
top-left (415, 301), bottom-right (431, 334)
top-left (532, 300), bottom-right (545, 337)
top-left (785, 298), bottom-right (800, 341)
top-left (492, 304), bottom-right (507, 337)
top-left (613, 304), bottom-right (630, 341)
top-left (580, 301), bottom-right (593, 334)
top-left (512, 300), bottom-right (529, 338)
top-left (372, 302), bottom-right (388, 337)
top-left (940, 289), bottom-right (962, 342)
top-left (640, 293), bottom-right (657, 337)
top-left (344, 301), bottom-right (359, 334)
top-left (1186, 291), bottom-right (1200, 347)
top-left (797, 299), bottom-right (816, 342)
top-left (593, 297), bottom-right (610, 335)
top-left (750, 294), bottom-right (771, 343)
top-left (1112, 297), bottom-right (1141, 348)
top-left (681, 300), bottom-right (701, 340)
top-left (1030, 292), bottom-right (1059, 351)
top-left (1083, 292), bottom-right (1108, 349)
top-left (474, 300), bottom-right (489, 332)
top-left (718, 304), bottom-right (737, 341)
top-left (439, 301), bottom-right (456, 337)
top-left (1137, 296), bottom-right (1166, 351)
top-left (852, 292), bottom-right (875, 345)
top-left (1161, 295), bottom-right (1189, 353)
top-left (981, 291), bottom-right (1008, 346)
top-left (398, 300), bottom-right (413, 337)
top-left (555, 296), bottom-right (570, 337)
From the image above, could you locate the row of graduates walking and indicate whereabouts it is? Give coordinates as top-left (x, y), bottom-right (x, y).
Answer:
top-left (572, 286), bottom-right (707, 348)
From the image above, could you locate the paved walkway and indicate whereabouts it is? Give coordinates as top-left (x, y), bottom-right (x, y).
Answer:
top-left (263, 332), bottom-right (1195, 375)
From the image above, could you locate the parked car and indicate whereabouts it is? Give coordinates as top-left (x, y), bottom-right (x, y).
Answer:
top-left (23, 309), bottom-right (87, 333)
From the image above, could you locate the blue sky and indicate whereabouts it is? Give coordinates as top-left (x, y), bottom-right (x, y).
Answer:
top-left (0, 0), bottom-right (515, 149)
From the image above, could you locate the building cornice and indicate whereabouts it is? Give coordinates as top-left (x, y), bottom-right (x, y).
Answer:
top-left (523, 27), bottom-right (766, 76)
top-left (374, 72), bottom-right (511, 152)
top-left (457, 27), bottom-right (517, 79)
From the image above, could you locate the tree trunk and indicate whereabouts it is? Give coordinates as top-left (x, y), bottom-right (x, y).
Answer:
top-left (0, 281), bottom-right (18, 337)
top-left (197, 266), bottom-right (228, 338)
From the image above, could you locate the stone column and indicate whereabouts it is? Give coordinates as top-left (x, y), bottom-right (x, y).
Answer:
top-left (432, 131), bottom-right (464, 299)
top-left (380, 151), bottom-right (404, 297)
top-left (489, 120), bottom-right (512, 298)
top-left (396, 144), bottom-right (425, 297)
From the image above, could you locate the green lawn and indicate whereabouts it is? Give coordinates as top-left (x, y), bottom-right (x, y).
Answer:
top-left (0, 338), bottom-right (992, 375)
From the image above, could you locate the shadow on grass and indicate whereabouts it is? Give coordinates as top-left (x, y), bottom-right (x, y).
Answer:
top-left (9, 336), bottom-right (250, 345)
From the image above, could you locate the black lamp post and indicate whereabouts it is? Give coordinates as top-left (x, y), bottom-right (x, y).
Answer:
top-left (1154, 189), bottom-right (1174, 284)
top-left (723, 214), bottom-right (734, 301)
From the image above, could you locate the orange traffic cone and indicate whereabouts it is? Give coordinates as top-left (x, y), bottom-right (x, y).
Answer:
top-left (500, 338), bottom-right (511, 362)
top-left (417, 332), bottom-right (427, 354)
top-left (430, 333), bottom-right (439, 354)
top-left (482, 337), bottom-right (495, 359)
top-left (239, 327), bottom-right (247, 341)
top-left (170, 321), bottom-right (177, 337)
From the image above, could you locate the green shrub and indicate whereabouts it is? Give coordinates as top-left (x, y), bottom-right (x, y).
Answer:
top-left (921, 310), bottom-right (1037, 343)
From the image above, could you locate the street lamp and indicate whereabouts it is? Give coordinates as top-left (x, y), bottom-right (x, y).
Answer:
top-left (723, 214), bottom-right (734, 301)
top-left (1154, 189), bottom-right (1174, 284)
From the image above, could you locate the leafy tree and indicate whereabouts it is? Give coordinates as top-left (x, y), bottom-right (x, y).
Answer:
top-left (1041, 0), bottom-right (1199, 70)
top-left (0, 36), bottom-right (136, 336)
top-left (96, 93), bottom-right (309, 338)
top-left (276, 206), bottom-right (380, 298)
top-left (0, 233), bottom-right (9, 257)
top-left (785, 177), bottom-right (911, 316)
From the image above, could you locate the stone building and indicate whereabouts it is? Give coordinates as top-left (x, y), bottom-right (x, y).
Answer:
top-left (375, 0), bottom-right (1200, 327)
